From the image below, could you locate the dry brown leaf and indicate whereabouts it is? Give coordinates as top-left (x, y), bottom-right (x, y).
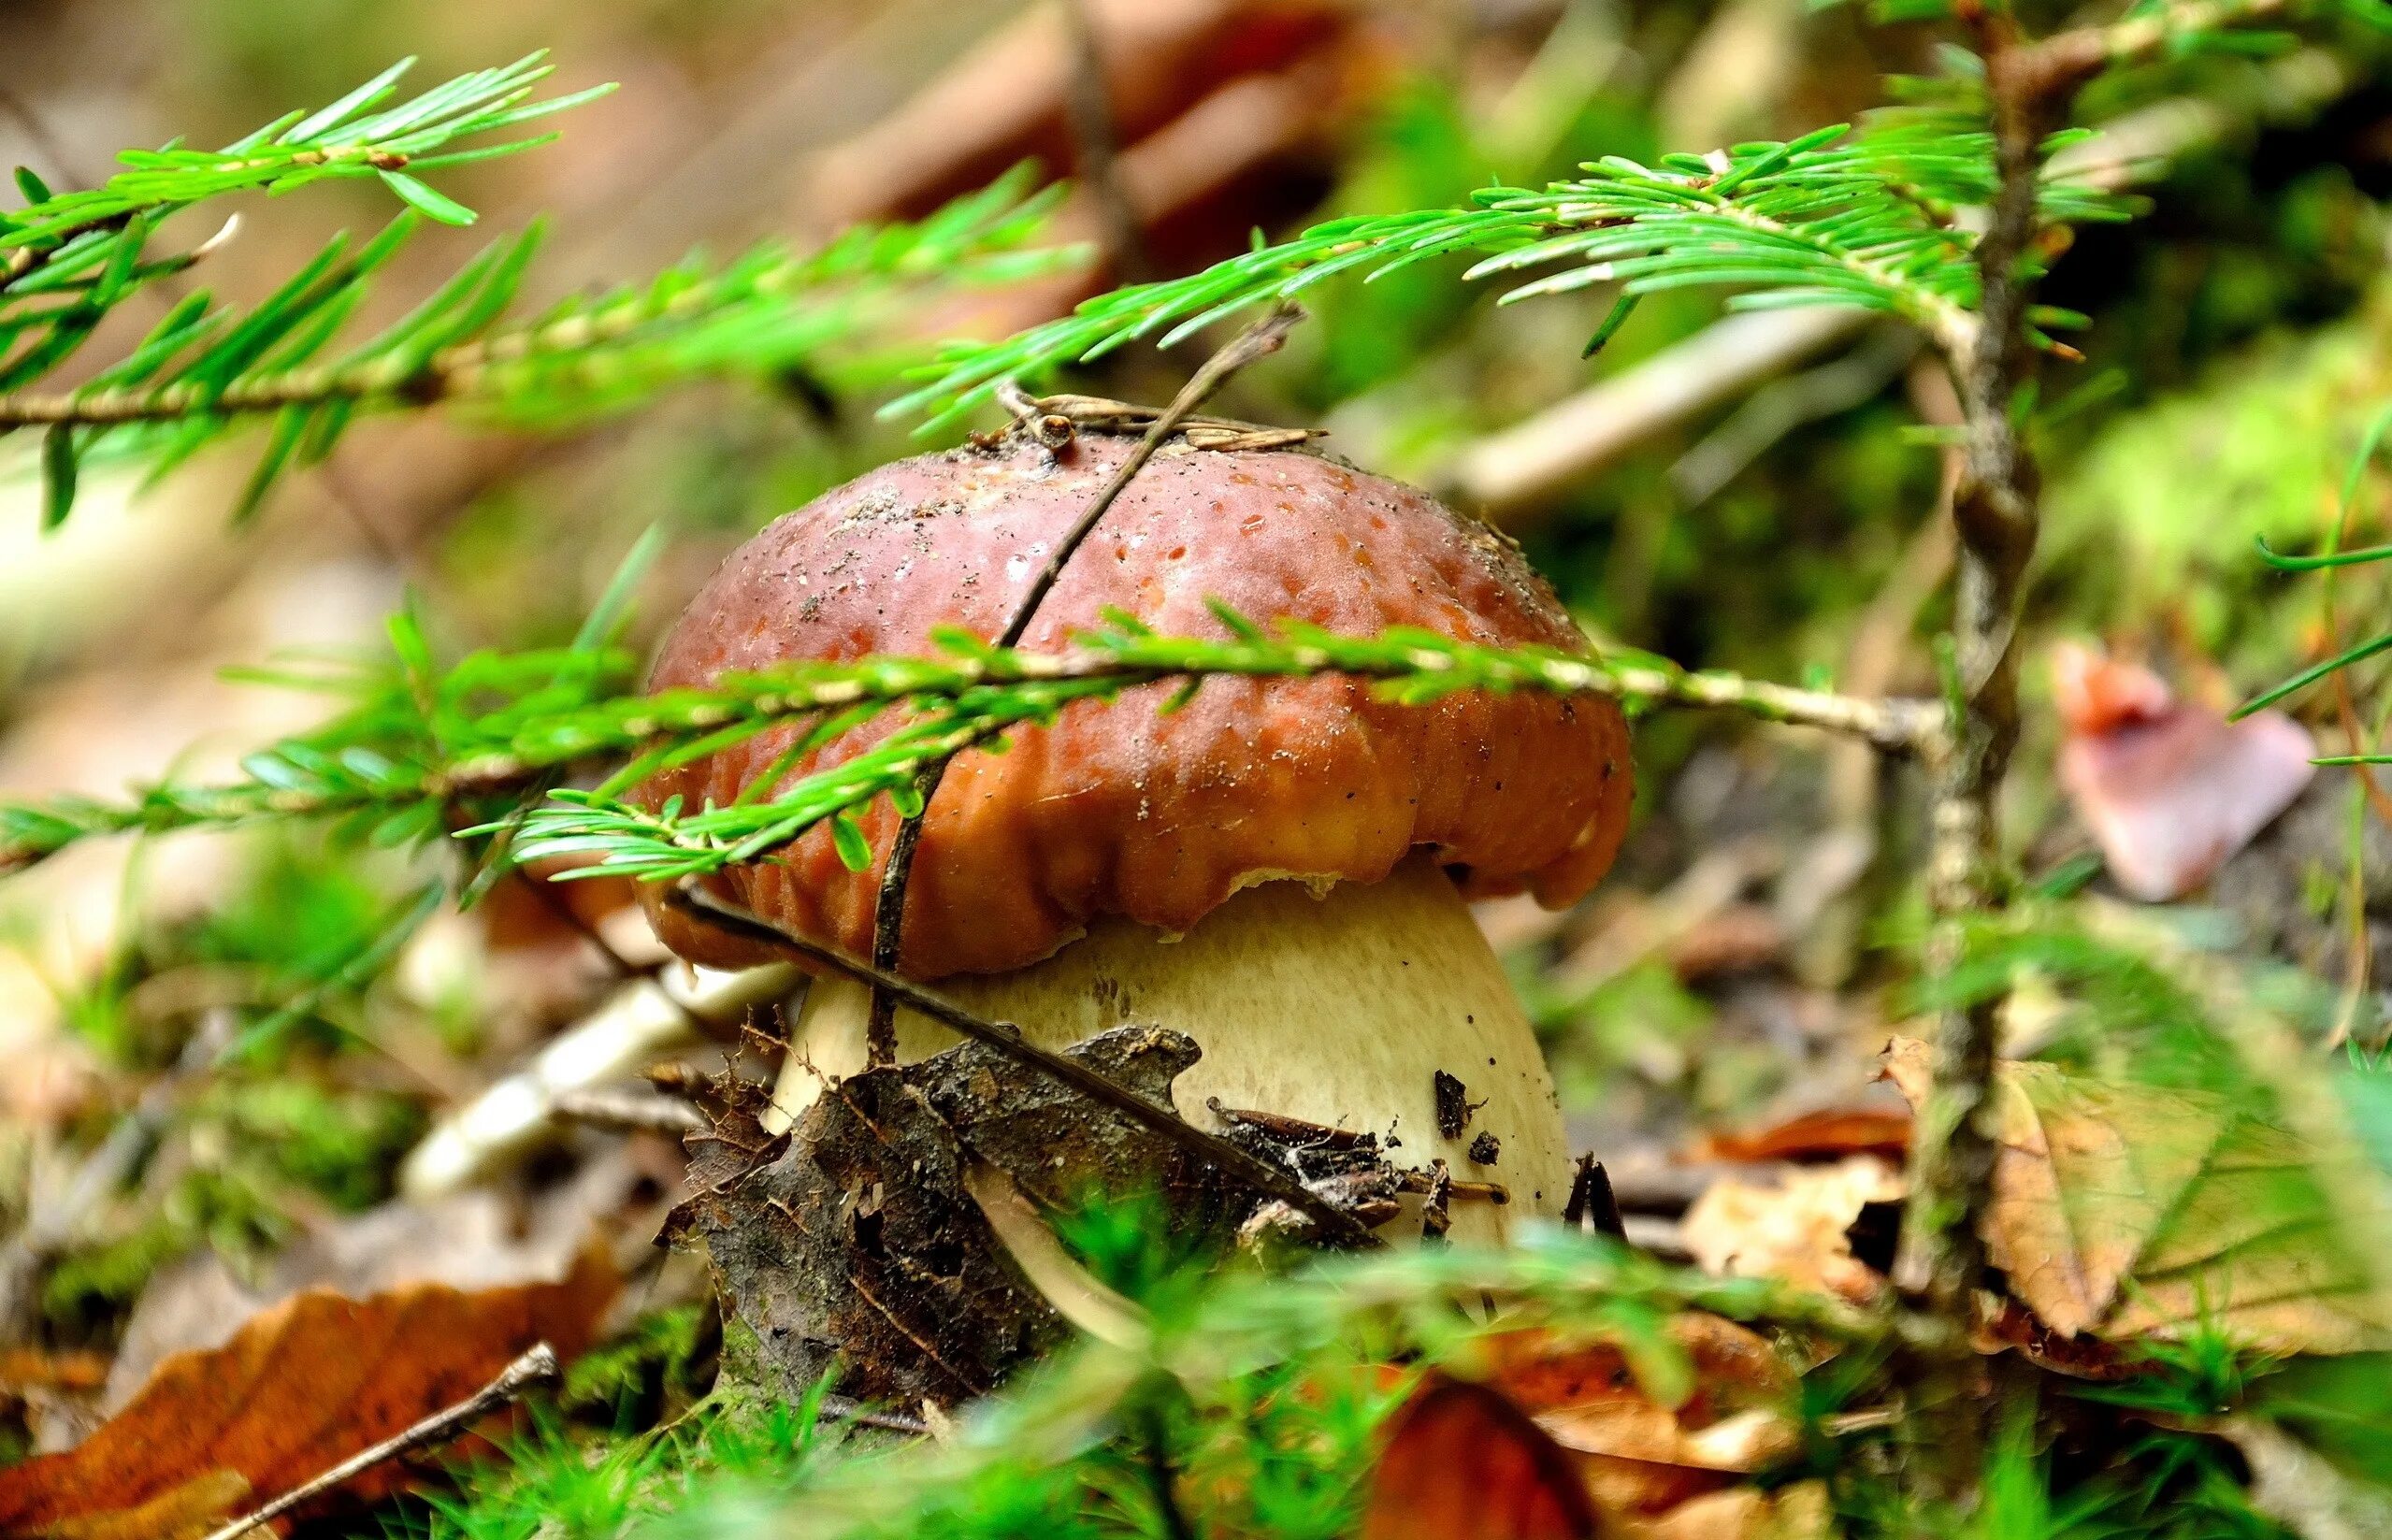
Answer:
top-left (1694, 1109), bottom-right (1912, 1165)
top-left (0, 1352), bottom-right (109, 1397)
top-left (1362, 1324), bottom-right (1821, 1540)
top-left (106, 1174), bottom-right (635, 1409)
top-left (1681, 1157), bottom-right (1905, 1303)
top-left (1885, 1039), bottom-right (2392, 1353)
top-left (1359, 1378), bottom-right (1597, 1540)
top-left (0, 1248), bottom-right (615, 1538)
top-left (1476, 1317), bottom-right (1801, 1520)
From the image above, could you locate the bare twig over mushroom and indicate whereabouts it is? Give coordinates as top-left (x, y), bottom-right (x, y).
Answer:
top-left (864, 303), bottom-right (1306, 1063)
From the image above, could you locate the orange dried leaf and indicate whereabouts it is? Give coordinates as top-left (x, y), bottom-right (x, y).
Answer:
top-left (0, 1249), bottom-right (614, 1538)
top-left (1694, 1109), bottom-right (1911, 1165)
top-left (1359, 1378), bottom-right (1596, 1540)
top-left (1362, 1328), bottom-right (1817, 1540)
top-left (1475, 1319), bottom-right (1800, 1520)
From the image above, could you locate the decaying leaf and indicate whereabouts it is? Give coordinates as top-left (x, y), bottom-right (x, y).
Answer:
top-left (1681, 1157), bottom-right (1904, 1304)
top-left (1359, 1378), bottom-right (1597, 1540)
top-left (1363, 1321), bottom-right (1818, 1540)
top-left (1479, 1317), bottom-right (1801, 1520)
top-left (106, 1175), bottom-right (636, 1411)
top-left (1693, 1109), bottom-right (1911, 1165)
top-left (1885, 1039), bottom-right (2392, 1353)
top-left (671, 1025), bottom-right (1240, 1408)
top-left (0, 1249), bottom-right (616, 1538)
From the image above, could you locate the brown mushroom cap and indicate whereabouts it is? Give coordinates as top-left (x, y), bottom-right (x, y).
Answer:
top-left (640, 435), bottom-right (1633, 979)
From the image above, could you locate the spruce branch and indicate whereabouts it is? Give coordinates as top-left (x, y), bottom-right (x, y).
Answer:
top-left (2, 54), bottom-right (607, 261)
top-left (0, 614), bottom-right (1939, 880)
top-left (0, 54), bottom-right (612, 416)
top-left (2, 169), bottom-right (1072, 525)
top-left (886, 113), bottom-right (2134, 431)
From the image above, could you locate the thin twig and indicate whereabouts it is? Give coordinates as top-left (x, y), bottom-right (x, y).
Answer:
top-left (198, 1344), bottom-right (559, 1540)
top-left (554, 1087), bottom-right (708, 1136)
top-left (1058, 0), bottom-right (1153, 284)
top-left (667, 883), bottom-right (1381, 1248)
top-left (816, 1392), bottom-right (932, 1435)
top-left (862, 303), bottom-right (1305, 1060)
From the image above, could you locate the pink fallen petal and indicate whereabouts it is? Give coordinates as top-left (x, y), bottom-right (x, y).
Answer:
top-left (2060, 702), bottom-right (2317, 902)
top-left (2052, 640), bottom-right (2173, 736)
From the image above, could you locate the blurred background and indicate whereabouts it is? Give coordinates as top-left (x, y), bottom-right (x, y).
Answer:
top-left (1, 0), bottom-right (2388, 1389)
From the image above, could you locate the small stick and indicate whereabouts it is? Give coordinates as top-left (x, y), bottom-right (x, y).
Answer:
top-left (816, 1392), bottom-right (932, 1435)
top-left (1209, 1101), bottom-right (1372, 1149)
top-left (1394, 1168), bottom-right (1507, 1205)
top-left (554, 1087), bottom-right (707, 1136)
top-left (670, 884), bottom-right (1378, 1249)
top-left (1058, 0), bottom-right (1153, 284)
top-left (863, 305), bottom-right (1306, 1062)
top-left (198, 1345), bottom-right (558, 1540)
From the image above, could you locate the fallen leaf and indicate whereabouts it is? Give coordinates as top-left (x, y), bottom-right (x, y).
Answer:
top-left (2052, 643), bottom-right (2315, 902)
top-left (105, 1170), bottom-right (638, 1410)
top-left (1362, 1325), bottom-right (1819, 1540)
top-left (0, 1352), bottom-right (109, 1396)
top-left (1682, 1158), bottom-right (1905, 1304)
top-left (1885, 1039), bottom-right (2392, 1353)
top-left (1477, 1317), bottom-right (1801, 1519)
top-left (1694, 1109), bottom-right (1912, 1165)
top-left (0, 1249), bottom-right (615, 1537)
top-left (1359, 1378), bottom-right (1596, 1540)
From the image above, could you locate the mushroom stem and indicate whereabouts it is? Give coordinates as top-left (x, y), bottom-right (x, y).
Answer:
top-left (768, 855), bottom-right (1568, 1245)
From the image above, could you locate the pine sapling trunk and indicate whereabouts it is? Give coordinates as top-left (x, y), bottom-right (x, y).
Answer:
top-left (1895, 21), bottom-right (2068, 1491)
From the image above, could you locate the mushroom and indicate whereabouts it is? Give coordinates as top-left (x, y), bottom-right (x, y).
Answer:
top-left (639, 433), bottom-right (1634, 1242)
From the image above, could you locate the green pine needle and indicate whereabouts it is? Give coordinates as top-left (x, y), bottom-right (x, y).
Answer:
top-left (883, 108), bottom-right (2134, 433)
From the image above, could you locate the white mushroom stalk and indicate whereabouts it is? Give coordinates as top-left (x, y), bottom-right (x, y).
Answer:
top-left (770, 856), bottom-right (1569, 1245)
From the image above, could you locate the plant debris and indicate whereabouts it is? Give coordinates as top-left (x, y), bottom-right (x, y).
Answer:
top-left (0, 1251), bottom-right (615, 1536)
top-left (667, 1026), bottom-right (1240, 1406)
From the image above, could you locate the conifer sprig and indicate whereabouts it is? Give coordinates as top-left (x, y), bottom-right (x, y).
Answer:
top-left (2, 53), bottom-right (606, 259)
top-left (3, 168), bottom-right (1071, 525)
top-left (886, 113), bottom-right (2134, 432)
top-left (0, 55), bottom-right (612, 400)
top-left (0, 610), bottom-right (1938, 879)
